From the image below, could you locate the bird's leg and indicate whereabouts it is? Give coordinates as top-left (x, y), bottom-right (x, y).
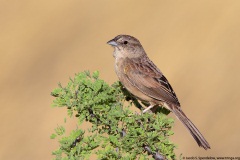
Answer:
top-left (142, 105), bottom-right (155, 113)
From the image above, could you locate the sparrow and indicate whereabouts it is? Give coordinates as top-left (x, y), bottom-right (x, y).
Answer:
top-left (107, 34), bottom-right (210, 150)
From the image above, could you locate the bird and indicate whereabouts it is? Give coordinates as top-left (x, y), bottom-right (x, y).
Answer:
top-left (107, 34), bottom-right (210, 150)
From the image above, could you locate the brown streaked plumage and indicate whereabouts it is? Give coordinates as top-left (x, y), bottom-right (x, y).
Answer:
top-left (107, 34), bottom-right (210, 150)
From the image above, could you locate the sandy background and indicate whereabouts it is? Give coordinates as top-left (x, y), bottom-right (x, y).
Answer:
top-left (1, 0), bottom-right (240, 159)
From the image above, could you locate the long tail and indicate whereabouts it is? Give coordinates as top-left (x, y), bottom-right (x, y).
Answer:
top-left (170, 105), bottom-right (210, 150)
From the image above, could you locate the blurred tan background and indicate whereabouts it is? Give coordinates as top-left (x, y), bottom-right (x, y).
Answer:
top-left (1, 0), bottom-right (240, 159)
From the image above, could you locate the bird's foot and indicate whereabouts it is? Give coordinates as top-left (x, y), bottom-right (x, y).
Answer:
top-left (142, 105), bottom-right (154, 113)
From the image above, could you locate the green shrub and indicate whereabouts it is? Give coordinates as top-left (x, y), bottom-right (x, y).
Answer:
top-left (51, 71), bottom-right (176, 160)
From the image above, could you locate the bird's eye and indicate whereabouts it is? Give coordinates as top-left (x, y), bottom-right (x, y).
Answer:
top-left (123, 41), bottom-right (128, 44)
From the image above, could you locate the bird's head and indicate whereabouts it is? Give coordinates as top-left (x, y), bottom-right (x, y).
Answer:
top-left (107, 35), bottom-right (145, 59)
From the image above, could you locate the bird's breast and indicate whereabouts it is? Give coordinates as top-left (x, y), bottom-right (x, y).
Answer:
top-left (114, 58), bottom-right (158, 104)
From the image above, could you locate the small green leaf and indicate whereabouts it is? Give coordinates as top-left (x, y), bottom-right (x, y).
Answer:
top-left (92, 70), bottom-right (99, 79)
top-left (55, 125), bottom-right (65, 136)
top-left (50, 133), bottom-right (57, 139)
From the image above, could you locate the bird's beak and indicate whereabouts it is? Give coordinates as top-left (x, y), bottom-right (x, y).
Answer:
top-left (107, 39), bottom-right (118, 47)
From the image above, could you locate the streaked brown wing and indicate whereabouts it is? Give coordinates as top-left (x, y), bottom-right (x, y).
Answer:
top-left (123, 57), bottom-right (180, 106)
